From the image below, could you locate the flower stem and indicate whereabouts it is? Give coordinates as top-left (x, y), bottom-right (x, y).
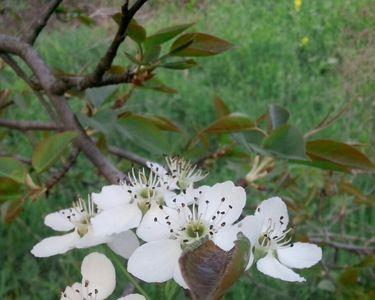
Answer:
top-left (109, 252), bottom-right (150, 299)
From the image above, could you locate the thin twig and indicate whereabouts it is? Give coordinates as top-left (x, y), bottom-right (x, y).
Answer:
top-left (45, 147), bottom-right (81, 192)
top-left (78, 0), bottom-right (148, 89)
top-left (308, 237), bottom-right (375, 254)
top-left (304, 100), bottom-right (353, 139)
top-left (24, 0), bottom-right (63, 45)
top-left (0, 53), bottom-right (58, 120)
top-left (0, 34), bottom-right (124, 183)
top-left (0, 119), bottom-right (60, 131)
top-left (108, 145), bottom-right (148, 167)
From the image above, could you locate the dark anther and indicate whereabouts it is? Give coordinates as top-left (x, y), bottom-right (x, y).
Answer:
top-left (154, 217), bottom-right (158, 222)
top-left (221, 222), bottom-right (226, 226)
top-left (221, 197), bottom-right (225, 202)
top-left (229, 205), bottom-right (233, 209)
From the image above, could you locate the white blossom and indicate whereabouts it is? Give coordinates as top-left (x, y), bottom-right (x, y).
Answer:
top-left (31, 197), bottom-right (139, 259)
top-left (147, 156), bottom-right (207, 191)
top-left (240, 197), bottom-right (322, 282)
top-left (60, 252), bottom-right (116, 300)
top-left (127, 181), bottom-right (246, 288)
top-left (90, 169), bottom-right (176, 237)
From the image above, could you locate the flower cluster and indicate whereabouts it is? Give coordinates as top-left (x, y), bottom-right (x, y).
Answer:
top-left (31, 156), bottom-right (322, 298)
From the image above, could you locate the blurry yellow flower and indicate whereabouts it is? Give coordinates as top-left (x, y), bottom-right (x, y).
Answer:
top-left (294, 0), bottom-right (302, 12)
top-left (300, 36), bottom-right (309, 47)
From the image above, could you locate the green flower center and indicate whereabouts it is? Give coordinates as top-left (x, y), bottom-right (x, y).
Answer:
top-left (186, 221), bottom-right (207, 239)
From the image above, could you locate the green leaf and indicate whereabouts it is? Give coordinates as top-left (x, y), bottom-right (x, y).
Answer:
top-left (117, 117), bottom-right (168, 154)
top-left (170, 32), bottom-right (233, 57)
top-left (32, 131), bottom-right (79, 173)
top-left (141, 78), bottom-right (177, 94)
top-left (268, 104), bottom-right (290, 129)
top-left (179, 234), bottom-right (250, 299)
top-left (124, 51), bottom-right (142, 65)
top-left (262, 124), bottom-right (307, 160)
top-left (203, 113), bottom-right (254, 134)
top-left (144, 23), bottom-right (194, 48)
top-left (0, 178), bottom-right (21, 202)
top-left (85, 85), bottom-right (117, 107)
top-left (111, 12), bottom-right (122, 25)
top-left (119, 112), bottom-right (180, 132)
top-left (306, 140), bottom-right (375, 172)
top-left (143, 45), bottom-right (161, 64)
top-left (0, 157), bottom-right (27, 183)
top-left (214, 96), bottom-right (230, 117)
top-left (160, 59), bottom-right (198, 70)
top-left (127, 19), bottom-right (147, 44)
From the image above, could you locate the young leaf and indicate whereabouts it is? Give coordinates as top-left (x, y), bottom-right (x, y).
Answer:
top-left (85, 85), bottom-right (118, 108)
top-left (144, 23), bottom-right (194, 48)
top-left (0, 157), bottom-right (27, 183)
top-left (117, 117), bottom-right (169, 154)
top-left (0, 178), bottom-right (21, 202)
top-left (32, 131), bottom-right (79, 173)
top-left (119, 112), bottom-right (180, 132)
top-left (214, 96), bottom-right (230, 117)
top-left (262, 124), bottom-right (307, 160)
top-left (170, 32), bottom-right (233, 57)
top-left (268, 104), bottom-right (290, 129)
top-left (203, 113), bottom-right (254, 134)
top-left (160, 59), bottom-right (198, 70)
top-left (141, 78), bottom-right (177, 94)
top-left (127, 19), bottom-right (147, 44)
top-left (306, 140), bottom-right (375, 172)
top-left (143, 45), bottom-right (161, 64)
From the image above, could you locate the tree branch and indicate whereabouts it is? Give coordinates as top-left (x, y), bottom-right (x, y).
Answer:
top-left (45, 147), bottom-right (80, 192)
top-left (52, 70), bottom-right (136, 94)
top-left (0, 34), bottom-right (124, 184)
top-left (24, 0), bottom-right (63, 45)
top-left (108, 145), bottom-right (148, 167)
top-left (79, 0), bottom-right (148, 89)
top-left (0, 53), bottom-right (59, 119)
top-left (308, 237), bottom-right (375, 255)
top-left (0, 119), bottom-right (60, 131)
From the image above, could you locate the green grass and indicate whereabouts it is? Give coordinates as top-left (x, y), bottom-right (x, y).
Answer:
top-left (0, 0), bottom-right (374, 299)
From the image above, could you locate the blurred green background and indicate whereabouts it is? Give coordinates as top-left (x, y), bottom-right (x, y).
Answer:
top-left (0, 0), bottom-right (374, 299)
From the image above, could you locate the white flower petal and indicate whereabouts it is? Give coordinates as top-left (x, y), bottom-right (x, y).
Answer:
top-left (117, 294), bottom-right (146, 300)
top-left (107, 230), bottom-right (140, 259)
top-left (256, 253), bottom-right (305, 282)
top-left (136, 206), bottom-right (178, 242)
top-left (92, 185), bottom-right (131, 210)
top-left (277, 242), bottom-right (322, 269)
top-left (31, 231), bottom-right (80, 257)
top-left (147, 161), bottom-right (168, 178)
top-left (213, 225), bottom-right (239, 251)
top-left (173, 265), bottom-right (188, 289)
top-left (254, 197), bottom-right (289, 235)
top-left (81, 252), bottom-right (116, 299)
top-left (91, 204), bottom-right (142, 236)
top-left (75, 227), bottom-right (110, 249)
top-left (198, 181), bottom-right (246, 225)
top-left (238, 215), bottom-right (263, 246)
top-left (128, 239), bottom-right (181, 283)
top-left (60, 282), bottom-right (82, 300)
top-left (44, 211), bottom-right (75, 232)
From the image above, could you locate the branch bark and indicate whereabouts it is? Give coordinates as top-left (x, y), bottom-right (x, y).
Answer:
top-left (24, 0), bottom-right (63, 45)
top-left (78, 0), bottom-right (148, 90)
top-left (0, 34), bottom-right (123, 184)
top-left (108, 145), bottom-right (148, 167)
top-left (308, 237), bottom-right (375, 255)
top-left (0, 119), bottom-right (60, 131)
